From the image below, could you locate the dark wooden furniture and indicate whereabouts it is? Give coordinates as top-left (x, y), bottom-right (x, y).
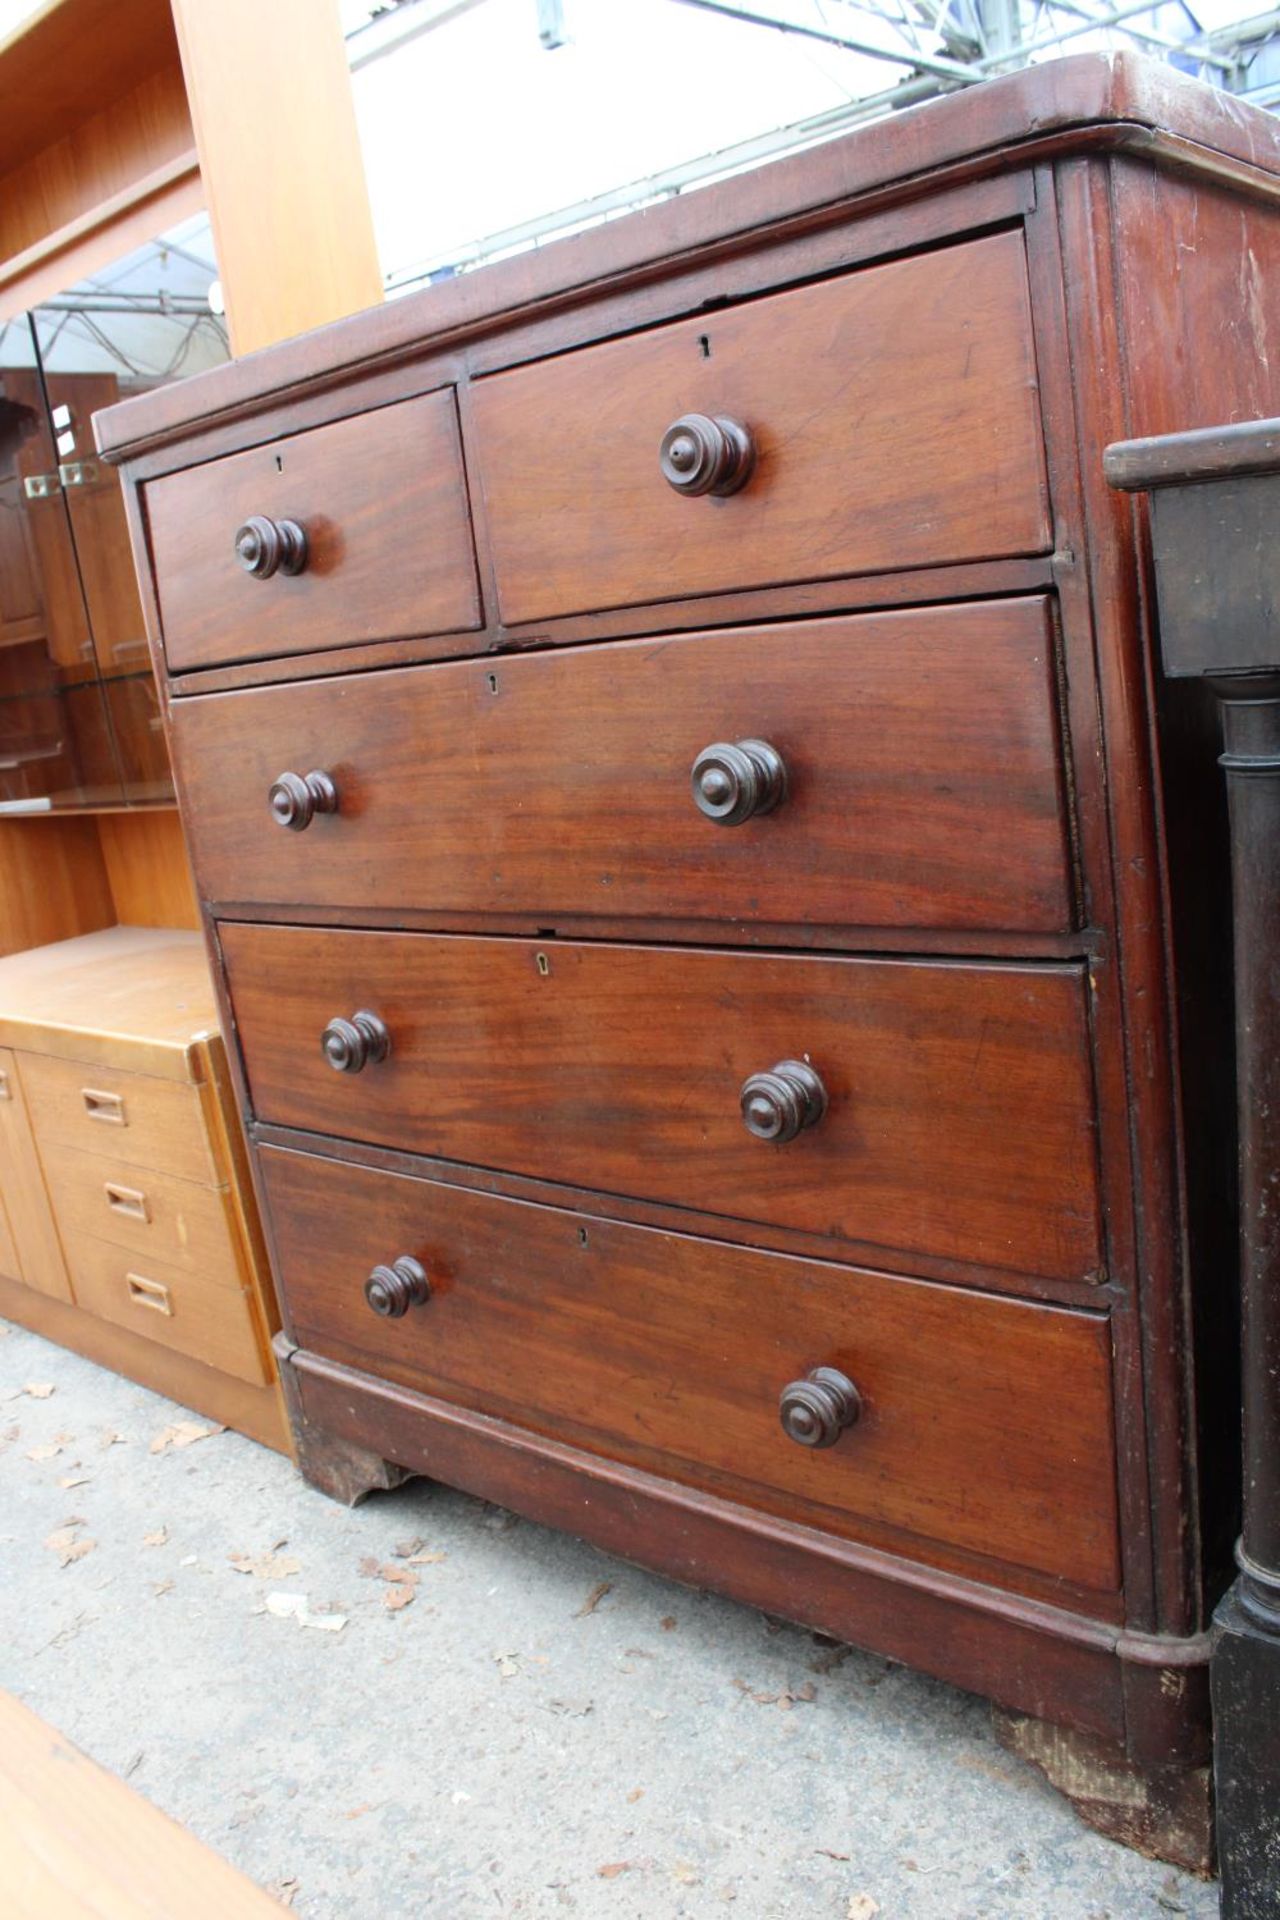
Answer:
top-left (97, 52), bottom-right (1280, 1868)
top-left (1107, 420), bottom-right (1280, 1915)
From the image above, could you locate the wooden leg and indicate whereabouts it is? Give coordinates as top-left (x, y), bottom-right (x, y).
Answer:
top-left (273, 1334), bottom-right (412, 1505)
top-left (992, 1708), bottom-right (1214, 1875)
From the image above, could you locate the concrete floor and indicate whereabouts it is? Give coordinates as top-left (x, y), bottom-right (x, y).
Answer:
top-left (1, 1319), bottom-right (1220, 1920)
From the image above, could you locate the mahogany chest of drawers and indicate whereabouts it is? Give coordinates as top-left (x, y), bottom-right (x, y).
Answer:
top-left (97, 53), bottom-right (1280, 1863)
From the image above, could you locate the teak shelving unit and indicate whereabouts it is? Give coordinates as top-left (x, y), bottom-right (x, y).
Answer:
top-left (0, 0), bottom-right (382, 1433)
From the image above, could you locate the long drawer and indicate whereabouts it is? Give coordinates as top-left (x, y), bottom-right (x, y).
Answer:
top-left (41, 1145), bottom-right (245, 1288)
top-left (146, 392), bottom-right (481, 672)
top-left (469, 230), bottom-right (1050, 624)
top-left (65, 1232), bottom-right (269, 1385)
top-left (174, 599), bottom-right (1073, 935)
top-left (223, 926), bottom-right (1102, 1283)
top-left (260, 1144), bottom-right (1119, 1592)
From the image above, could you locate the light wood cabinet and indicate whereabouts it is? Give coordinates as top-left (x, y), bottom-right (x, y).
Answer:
top-left (0, 926), bottom-right (287, 1450)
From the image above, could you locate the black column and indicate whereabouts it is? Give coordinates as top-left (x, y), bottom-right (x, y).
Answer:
top-left (1211, 673), bottom-right (1280, 1919)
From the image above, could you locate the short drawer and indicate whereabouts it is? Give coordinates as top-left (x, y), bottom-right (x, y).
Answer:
top-left (469, 230), bottom-right (1050, 624)
top-left (175, 598), bottom-right (1072, 935)
top-left (146, 391), bottom-right (480, 673)
top-left (223, 926), bottom-right (1103, 1284)
top-left (260, 1145), bottom-right (1119, 1593)
top-left (66, 1233), bottom-right (269, 1385)
top-left (41, 1145), bottom-right (245, 1288)
top-left (18, 1053), bottom-right (216, 1184)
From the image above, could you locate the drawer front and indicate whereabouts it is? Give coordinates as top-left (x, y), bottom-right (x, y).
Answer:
top-left (66, 1233), bottom-right (269, 1385)
top-left (470, 231), bottom-right (1050, 625)
top-left (41, 1145), bottom-right (244, 1289)
top-left (0, 1048), bottom-right (72, 1301)
top-left (147, 392), bottom-right (480, 673)
top-left (175, 598), bottom-right (1072, 935)
top-left (223, 927), bottom-right (1102, 1283)
top-left (18, 1053), bottom-right (215, 1184)
top-left (260, 1146), bottom-right (1119, 1591)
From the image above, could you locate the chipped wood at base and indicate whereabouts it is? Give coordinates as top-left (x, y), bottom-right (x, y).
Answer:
top-left (287, 1340), bottom-right (1133, 1738)
top-left (992, 1708), bottom-right (1214, 1876)
top-left (274, 1336), bottom-right (409, 1505)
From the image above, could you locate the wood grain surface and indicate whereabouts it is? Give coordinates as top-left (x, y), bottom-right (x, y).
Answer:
top-left (470, 230), bottom-right (1050, 622)
top-left (0, 1269), bottom-right (289, 1453)
top-left (174, 597), bottom-right (1073, 934)
top-left (262, 1144), bottom-right (1119, 1590)
top-left (223, 926), bottom-right (1103, 1283)
top-left (0, 1688), bottom-right (284, 1917)
top-left (19, 1053), bottom-right (213, 1184)
top-left (147, 390), bottom-right (479, 671)
top-left (40, 1143), bottom-right (245, 1289)
top-left (64, 1230), bottom-right (269, 1385)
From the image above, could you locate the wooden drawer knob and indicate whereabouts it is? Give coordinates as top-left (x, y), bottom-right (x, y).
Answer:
top-left (659, 413), bottom-right (755, 497)
top-left (691, 739), bottom-right (787, 824)
top-left (779, 1367), bottom-right (861, 1449)
top-left (364, 1254), bottom-right (430, 1318)
top-left (321, 1009), bottom-right (391, 1074)
top-left (234, 514), bottom-right (308, 579)
top-left (269, 769), bottom-right (338, 831)
top-left (740, 1059), bottom-right (827, 1142)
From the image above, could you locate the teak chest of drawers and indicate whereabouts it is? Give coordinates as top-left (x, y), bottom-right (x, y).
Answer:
top-left (0, 928), bottom-right (287, 1451)
top-left (97, 54), bottom-right (1278, 1864)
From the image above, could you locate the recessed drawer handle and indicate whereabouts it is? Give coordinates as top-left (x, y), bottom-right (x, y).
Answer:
top-left (0, 1067), bottom-right (9, 1100)
top-left (364, 1254), bottom-right (431, 1319)
top-left (105, 1181), bottom-right (149, 1222)
top-left (234, 514), bottom-right (308, 579)
top-left (126, 1272), bottom-right (172, 1317)
top-left (82, 1087), bottom-right (126, 1126)
top-left (269, 768), bottom-right (338, 831)
top-left (321, 1009), bottom-right (391, 1074)
top-left (691, 739), bottom-right (787, 824)
top-left (780, 1367), bottom-right (861, 1449)
top-left (740, 1059), bottom-right (827, 1143)
top-left (659, 412), bottom-right (755, 497)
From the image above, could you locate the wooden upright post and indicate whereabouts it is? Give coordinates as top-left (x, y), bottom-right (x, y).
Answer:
top-left (169, 0), bottom-right (384, 355)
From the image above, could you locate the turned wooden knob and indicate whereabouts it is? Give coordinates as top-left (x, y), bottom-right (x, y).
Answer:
top-left (269, 769), bottom-right (338, 831)
top-left (740, 1059), bottom-right (827, 1142)
top-left (321, 1010), bottom-right (390, 1074)
top-left (234, 514), bottom-right (308, 578)
top-left (691, 739), bottom-right (787, 824)
top-left (364, 1254), bottom-right (430, 1318)
top-left (659, 413), bottom-right (755, 497)
top-left (779, 1367), bottom-right (861, 1449)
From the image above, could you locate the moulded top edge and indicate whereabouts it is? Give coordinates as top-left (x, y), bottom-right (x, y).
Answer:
top-left (94, 51), bottom-right (1280, 464)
